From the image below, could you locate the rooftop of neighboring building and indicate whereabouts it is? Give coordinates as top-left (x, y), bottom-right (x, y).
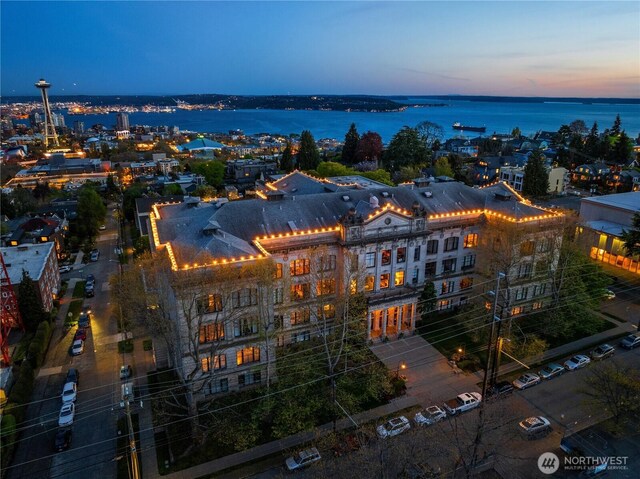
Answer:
top-left (1, 242), bottom-right (55, 284)
top-left (135, 195), bottom-right (184, 215)
top-left (580, 191), bottom-right (640, 212)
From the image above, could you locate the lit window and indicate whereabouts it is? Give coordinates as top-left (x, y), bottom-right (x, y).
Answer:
top-left (532, 302), bottom-right (543, 310)
top-left (290, 283), bottom-right (310, 301)
top-left (290, 259), bottom-right (310, 276)
top-left (349, 278), bottom-right (357, 295)
top-left (380, 273), bottom-right (390, 289)
top-left (394, 270), bottom-right (405, 287)
top-left (236, 346), bottom-right (260, 365)
top-left (318, 304), bottom-right (336, 319)
top-left (364, 275), bottom-right (375, 291)
top-left (511, 306), bottom-right (524, 316)
top-left (274, 263), bottom-right (283, 279)
top-left (201, 354), bottom-right (226, 372)
top-left (464, 234), bottom-right (478, 248)
top-left (381, 250), bottom-right (391, 266)
top-left (396, 247), bottom-right (406, 264)
top-left (460, 277), bottom-right (473, 290)
top-left (291, 308), bottom-right (310, 325)
top-left (199, 322), bottom-right (225, 343)
top-left (520, 240), bottom-right (535, 256)
top-left (316, 278), bottom-right (336, 296)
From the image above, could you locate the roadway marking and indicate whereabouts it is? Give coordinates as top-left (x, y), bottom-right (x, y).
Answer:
top-left (37, 366), bottom-right (63, 378)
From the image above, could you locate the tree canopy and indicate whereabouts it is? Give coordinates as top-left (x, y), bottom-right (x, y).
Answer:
top-left (341, 123), bottom-right (359, 165)
top-left (433, 157), bottom-right (454, 178)
top-left (522, 150), bottom-right (548, 197)
top-left (297, 130), bottom-right (320, 170)
top-left (77, 185), bottom-right (107, 240)
top-left (280, 141), bottom-right (294, 172)
top-left (355, 131), bottom-right (383, 164)
top-left (383, 126), bottom-right (430, 171)
top-left (18, 271), bottom-right (48, 332)
top-left (622, 212), bottom-right (640, 258)
top-left (191, 160), bottom-right (225, 187)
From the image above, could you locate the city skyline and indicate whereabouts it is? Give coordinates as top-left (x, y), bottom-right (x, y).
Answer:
top-left (1, 1), bottom-right (639, 98)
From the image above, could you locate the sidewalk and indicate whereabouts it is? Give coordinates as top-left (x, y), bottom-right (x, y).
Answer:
top-left (152, 395), bottom-right (418, 479)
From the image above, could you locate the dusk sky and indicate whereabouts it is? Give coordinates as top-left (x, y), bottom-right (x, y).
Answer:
top-left (2, 1), bottom-right (639, 98)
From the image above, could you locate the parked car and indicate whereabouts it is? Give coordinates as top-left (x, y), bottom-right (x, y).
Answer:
top-left (59, 266), bottom-right (73, 274)
top-left (61, 382), bottom-right (77, 403)
top-left (519, 416), bottom-right (552, 439)
top-left (620, 333), bottom-right (640, 350)
top-left (58, 403), bottom-right (75, 427)
top-left (512, 373), bottom-right (541, 390)
top-left (590, 344), bottom-right (615, 361)
top-left (78, 313), bottom-right (91, 328)
top-left (70, 339), bottom-right (84, 356)
top-left (82, 304), bottom-right (92, 315)
top-left (603, 289), bottom-right (616, 300)
top-left (66, 368), bottom-right (79, 385)
top-left (54, 429), bottom-right (72, 452)
top-left (538, 363), bottom-right (565, 380)
top-left (74, 328), bottom-right (87, 341)
top-left (414, 405), bottom-right (447, 426)
top-left (285, 447), bottom-right (321, 471)
top-left (377, 416), bottom-right (411, 438)
top-left (99, 224), bottom-right (106, 231)
top-left (564, 354), bottom-right (591, 371)
top-left (443, 392), bottom-right (482, 415)
top-left (85, 274), bottom-right (95, 286)
top-left (486, 381), bottom-right (514, 399)
top-left (120, 365), bottom-right (133, 380)
top-left (90, 250), bottom-right (100, 262)
top-left (84, 285), bottom-right (94, 298)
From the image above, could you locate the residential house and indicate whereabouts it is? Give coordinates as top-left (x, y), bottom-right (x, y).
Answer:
top-left (1, 242), bottom-right (60, 312)
top-left (571, 163), bottom-right (610, 185)
top-left (605, 170), bottom-right (640, 193)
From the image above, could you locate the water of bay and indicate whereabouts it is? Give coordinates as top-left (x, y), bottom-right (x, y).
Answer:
top-left (65, 98), bottom-right (640, 142)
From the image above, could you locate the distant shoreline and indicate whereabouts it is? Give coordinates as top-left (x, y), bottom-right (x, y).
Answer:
top-left (2, 93), bottom-right (638, 108)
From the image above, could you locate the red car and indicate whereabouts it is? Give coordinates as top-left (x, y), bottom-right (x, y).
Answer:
top-left (74, 328), bottom-right (87, 341)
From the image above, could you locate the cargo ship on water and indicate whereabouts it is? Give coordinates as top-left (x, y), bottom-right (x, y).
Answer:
top-left (452, 122), bottom-right (486, 133)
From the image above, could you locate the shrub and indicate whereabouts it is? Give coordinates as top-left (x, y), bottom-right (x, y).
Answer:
top-left (27, 336), bottom-right (45, 368)
top-left (8, 376), bottom-right (33, 405)
top-left (0, 414), bottom-right (17, 465)
top-left (3, 403), bottom-right (24, 425)
top-left (19, 361), bottom-right (35, 384)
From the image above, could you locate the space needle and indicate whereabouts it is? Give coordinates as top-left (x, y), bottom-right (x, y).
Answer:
top-left (34, 78), bottom-right (59, 148)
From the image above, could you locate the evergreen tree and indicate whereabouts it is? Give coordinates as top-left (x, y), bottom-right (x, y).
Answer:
top-left (297, 130), bottom-right (320, 170)
top-left (584, 122), bottom-right (600, 159)
top-left (611, 114), bottom-right (622, 136)
top-left (418, 282), bottom-right (437, 322)
top-left (280, 142), bottom-right (294, 172)
top-left (611, 131), bottom-right (633, 165)
top-left (341, 123), bottom-right (359, 165)
top-left (17, 271), bottom-right (47, 333)
top-left (382, 126), bottom-right (429, 171)
top-left (522, 150), bottom-right (548, 197)
top-left (511, 127), bottom-right (521, 138)
top-left (621, 213), bottom-right (640, 258)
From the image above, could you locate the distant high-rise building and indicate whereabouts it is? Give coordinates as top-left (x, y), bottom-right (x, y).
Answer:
top-left (29, 111), bottom-right (43, 127)
top-left (116, 112), bottom-right (130, 132)
top-left (52, 112), bottom-right (65, 128)
top-left (74, 120), bottom-right (85, 136)
top-left (34, 79), bottom-right (59, 148)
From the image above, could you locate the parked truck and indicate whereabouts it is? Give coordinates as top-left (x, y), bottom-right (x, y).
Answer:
top-left (443, 392), bottom-right (482, 415)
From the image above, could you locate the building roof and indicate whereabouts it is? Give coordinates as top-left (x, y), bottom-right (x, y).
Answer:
top-left (179, 138), bottom-right (225, 151)
top-left (135, 195), bottom-right (184, 215)
top-left (584, 220), bottom-right (626, 237)
top-left (154, 180), bottom-right (555, 266)
top-left (581, 191), bottom-right (640, 213)
top-left (1, 243), bottom-right (55, 284)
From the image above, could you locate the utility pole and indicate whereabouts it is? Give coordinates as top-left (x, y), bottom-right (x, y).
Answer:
top-left (124, 391), bottom-right (140, 479)
top-left (481, 272), bottom-right (505, 399)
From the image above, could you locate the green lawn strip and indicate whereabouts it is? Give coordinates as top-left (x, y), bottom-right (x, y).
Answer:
top-left (72, 281), bottom-right (86, 299)
top-left (65, 300), bottom-right (84, 326)
top-left (116, 414), bottom-right (142, 479)
top-left (484, 331), bottom-right (631, 386)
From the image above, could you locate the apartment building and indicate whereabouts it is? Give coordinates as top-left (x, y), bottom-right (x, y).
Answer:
top-left (149, 172), bottom-right (563, 396)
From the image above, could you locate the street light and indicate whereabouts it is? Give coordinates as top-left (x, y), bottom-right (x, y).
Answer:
top-left (396, 361), bottom-right (407, 380)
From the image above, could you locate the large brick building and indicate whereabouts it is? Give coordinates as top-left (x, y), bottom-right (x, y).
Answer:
top-left (149, 172), bottom-right (564, 396)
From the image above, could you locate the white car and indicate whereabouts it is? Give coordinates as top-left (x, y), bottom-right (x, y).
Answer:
top-left (59, 266), bottom-right (73, 274)
top-left (519, 416), bottom-right (551, 437)
top-left (71, 339), bottom-right (84, 356)
top-left (61, 382), bottom-right (77, 403)
top-left (564, 354), bottom-right (591, 371)
top-left (538, 363), bottom-right (565, 380)
top-left (99, 224), bottom-right (106, 231)
top-left (377, 416), bottom-right (411, 438)
top-left (512, 373), bottom-right (541, 390)
top-left (285, 447), bottom-right (321, 471)
top-left (414, 406), bottom-right (447, 426)
top-left (603, 289), bottom-right (615, 300)
top-left (58, 402), bottom-right (75, 427)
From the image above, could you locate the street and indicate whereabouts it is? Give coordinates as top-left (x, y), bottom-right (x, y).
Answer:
top-left (6, 209), bottom-right (125, 479)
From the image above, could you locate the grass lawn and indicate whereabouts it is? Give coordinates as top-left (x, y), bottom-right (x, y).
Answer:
top-left (65, 300), bottom-right (84, 325)
top-left (116, 414), bottom-right (141, 479)
top-left (72, 281), bottom-right (86, 299)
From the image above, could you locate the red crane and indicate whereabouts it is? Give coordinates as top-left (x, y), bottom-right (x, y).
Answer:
top-left (1, 253), bottom-right (23, 365)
